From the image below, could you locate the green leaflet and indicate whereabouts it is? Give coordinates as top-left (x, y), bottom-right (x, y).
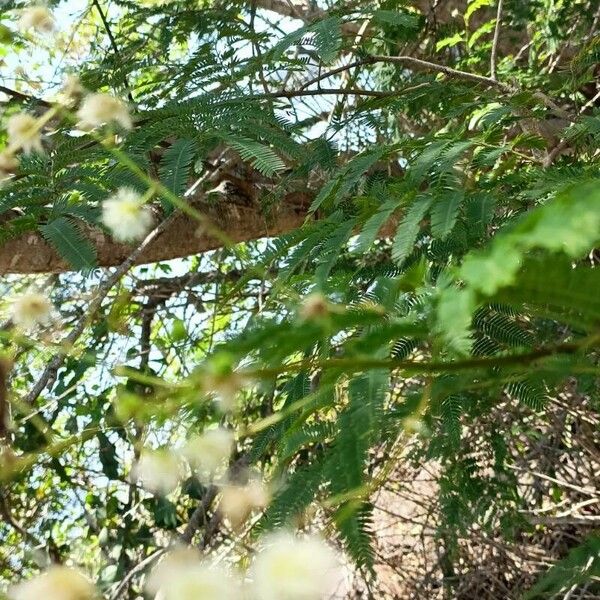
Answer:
top-left (392, 194), bottom-right (432, 264)
top-left (371, 9), bottom-right (420, 29)
top-left (269, 16), bottom-right (342, 63)
top-left (430, 190), bottom-right (463, 239)
top-left (461, 179), bottom-right (600, 297)
top-left (523, 535), bottom-right (600, 599)
top-left (159, 138), bottom-right (197, 198)
top-left (355, 197), bottom-right (400, 252)
top-left (39, 217), bottom-right (97, 272)
top-left (223, 135), bottom-right (285, 177)
top-left (309, 147), bottom-right (386, 213)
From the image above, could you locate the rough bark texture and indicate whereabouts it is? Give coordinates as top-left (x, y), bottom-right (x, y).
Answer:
top-left (0, 195), bottom-right (310, 274)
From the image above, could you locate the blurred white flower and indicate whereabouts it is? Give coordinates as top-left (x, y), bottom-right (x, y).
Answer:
top-left (219, 477), bottom-right (270, 530)
top-left (9, 290), bottom-right (52, 329)
top-left (0, 150), bottom-right (18, 179)
top-left (250, 531), bottom-right (338, 600)
top-left (76, 93), bottom-right (132, 130)
top-left (102, 187), bottom-right (153, 242)
top-left (146, 547), bottom-right (242, 600)
top-left (18, 6), bottom-right (54, 34)
top-left (57, 75), bottom-right (84, 106)
top-left (7, 113), bottom-right (43, 154)
top-left (298, 293), bottom-right (330, 320)
top-left (181, 427), bottom-right (234, 481)
top-left (133, 449), bottom-right (184, 495)
top-left (202, 371), bottom-right (245, 412)
top-left (9, 565), bottom-right (96, 600)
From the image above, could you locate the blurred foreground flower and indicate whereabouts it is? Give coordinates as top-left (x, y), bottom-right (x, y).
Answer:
top-left (9, 290), bottom-right (52, 329)
top-left (181, 427), bottom-right (234, 481)
top-left (133, 448), bottom-right (184, 495)
top-left (200, 353), bottom-right (247, 412)
top-left (18, 6), bottom-right (55, 34)
top-left (7, 113), bottom-right (43, 154)
top-left (250, 531), bottom-right (338, 600)
top-left (0, 151), bottom-right (18, 179)
top-left (146, 547), bottom-right (242, 600)
top-left (298, 292), bottom-right (331, 320)
top-left (219, 477), bottom-right (270, 530)
top-left (77, 93), bottom-right (132, 130)
top-left (9, 565), bottom-right (96, 600)
top-left (102, 187), bottom-right (153, 242)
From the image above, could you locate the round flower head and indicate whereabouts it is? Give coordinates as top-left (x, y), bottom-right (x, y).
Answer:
top-left (77, 93), bottom-right (132, 130)
top-left (298, 293), bottom-right (330, 321)
top-left (7, 113), bottom-right (43, 155)
top-left (9, 290), bottom-right (52, 329)
top-left (101, 187), bottom-right (153, 243)
top-left (219, 477), bottom-right (270, 530)
top-left (147, 547), bottom-right (241, 600)
top-left (133, 448), bottom-right (184, 495)
top-left (181, 427), bottom-right (234, 481)
top-left (18, 6), bottom-right (55, 34)
top-left (250, 531), bottom-right (338, 600)
top-left (9, 565), bottom-right (96, 600)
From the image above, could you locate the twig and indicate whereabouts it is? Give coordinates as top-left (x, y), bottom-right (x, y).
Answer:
top-left (490, 0), bottom-right (504, 80)
top-left (22, 212), bottom-right (177, 406)
top-left (180, 484), bottom-right (219, 544)
top-left (91, 0), bottom-right (135, 104)
top-left (108, 548), bottom-right (165, 600)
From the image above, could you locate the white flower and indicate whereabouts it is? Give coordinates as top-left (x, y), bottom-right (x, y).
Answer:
top-left (18, 6), bottom-right (55, 34)
top-left (57, 75), bottom-right (84, 106)
top-left (76, 93), bottom-right (132, 130)
top-left (250, 531), bottom-right (338, 600)
top-left (146, 547), bottom-right (242, 600)
top-left (9, 565), bottom-right (96, 600)
top-left (9, 290), bottom-right (52, 329)
top-left (101, 187), bottom-right (153, 242)
top-left (0, 151), bottom-right (18, 179)
top-left (219, 477), bottom-right (270, 530)
top-left (202, 370), bottom-right (246, 412)
top-left (181, 428), bottom-right (234, 481)
top-left (298, 293), bottom-right (330, 320)
top-left (7, 113), bottom-right (43, 154)
top-left (133, 449), bottom-right (184, 495)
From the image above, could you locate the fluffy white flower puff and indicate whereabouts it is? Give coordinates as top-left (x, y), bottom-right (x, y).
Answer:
top-left (133, 449), bottom-right (184, 495)
top-left (18, 6), bottom-right (55, 34)
top-left (219, 478), bottom-right (270, 530)
top-left (102, 188), bottom-right (154, 242)
top-left (250, 531), bottom-right (338, 600)
top-left (7, 113), bottom-right (43, 155)
top-left (9, 290), bottom-right (53, 329)
top-left (147, 547), bottom-right (242, 600)
top-left (76, 93), bottom-right (132, 130)
top-left (9, 565), bottom-right (96, 600)
top-left (181, 427), bottom-right (234, 481)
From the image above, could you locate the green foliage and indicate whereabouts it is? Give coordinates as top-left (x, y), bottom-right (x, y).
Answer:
top-left (1, 0), bottom-right (600, 596)
top-left (39, 217), bottom-right (97, 271)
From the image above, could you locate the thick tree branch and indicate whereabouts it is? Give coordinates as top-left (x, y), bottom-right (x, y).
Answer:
top-left (0, 193), bottom-right (311, 274)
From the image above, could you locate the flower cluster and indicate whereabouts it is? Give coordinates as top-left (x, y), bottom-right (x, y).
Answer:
top-left (146, 530), bottom-right (338, 600)
top-left (9, 289), bottom-right (53, 329)
top-left (133, 427), bottom-right (234, 494)
top-left (101, 187), bottom-right (154, 242)
top-left (9, 566), bottom-right (95, 600)
top-left (7, 113), bottom-right (43, 155)
top-left (76, 93), bottom-right (132, 130)
top-left (17, 6), bottom-right (55, 34)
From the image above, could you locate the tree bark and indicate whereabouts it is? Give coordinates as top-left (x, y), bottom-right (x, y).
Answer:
top-left (0, 194), bottom-right (311, 274)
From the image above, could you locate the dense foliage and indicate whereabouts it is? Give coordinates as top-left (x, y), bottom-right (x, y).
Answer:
top-left (1, 0), bottom-right (600, 598)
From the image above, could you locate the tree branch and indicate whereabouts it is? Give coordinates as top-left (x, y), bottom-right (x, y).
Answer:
top-left (490, 0), bottom-right (504, 80)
